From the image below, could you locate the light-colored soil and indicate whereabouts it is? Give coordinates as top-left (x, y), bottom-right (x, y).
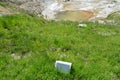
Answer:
top-left (2, 0), bottom-right (120, 21)
top-left (0, 6), bottom-right (13, 16)
top-left (56, 10), bottom-right (93, 21)
top-left (60, 0), bottom-right (120, 20)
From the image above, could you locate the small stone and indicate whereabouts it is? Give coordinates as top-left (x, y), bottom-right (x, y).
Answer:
top-left (106, 20), bottom-right (115, 24)
top-left (77, 24), bottom-right (87, 28)
top-left (11, 53), bottom-right (21, 60)
top-left (55, 60), bottom-right (72, 73)
top-left (63, 0), bottom-right (70, 2)
top-left (98, 20), bottom-right (105, 24)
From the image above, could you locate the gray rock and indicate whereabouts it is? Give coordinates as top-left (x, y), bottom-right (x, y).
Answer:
top-left (106, 20), bottom-right (115, 24)
top-left (11, 53), bottom-right (21, 60)
top-left (77, 24), bottom-right (87, 28)
top-left (55, 60), bottom-right (72, 73)
top-left (63, 0), bottom-right (70, 2)
top-left (98, 20), bottom-right (106, 24)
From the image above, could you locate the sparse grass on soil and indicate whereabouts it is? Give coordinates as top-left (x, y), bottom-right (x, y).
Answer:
top-left (0, 3), bottom-right (120, 80)
top-left (56, 10), bottom-right (93, 21)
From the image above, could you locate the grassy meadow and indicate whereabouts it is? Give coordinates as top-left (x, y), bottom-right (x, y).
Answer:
top-left (0, 2), bottom-right (120, 80)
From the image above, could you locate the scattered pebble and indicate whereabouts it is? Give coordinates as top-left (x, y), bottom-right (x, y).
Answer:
top-left (98, 20), bottom-right (106, 24)
top-left (77, 24), bottom-right (87, 28)
top-left (97, 31), bottom-right (116, 36)
top-left (11, 53), bottom-right (21, 60)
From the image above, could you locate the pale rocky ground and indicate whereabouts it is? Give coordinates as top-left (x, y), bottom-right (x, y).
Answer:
top-left (61, 0), bottom-right (120, 18)
top-left (0, 6), bottom-right (13, 16)
top-left (1, 0), bottom-right (120, 21)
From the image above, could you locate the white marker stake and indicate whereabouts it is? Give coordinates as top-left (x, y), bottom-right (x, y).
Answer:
top-left (55, 61), bottom-right (72, 73)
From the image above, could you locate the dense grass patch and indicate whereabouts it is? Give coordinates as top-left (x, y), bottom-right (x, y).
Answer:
top-left (0, 6), bottom-right (120, 80)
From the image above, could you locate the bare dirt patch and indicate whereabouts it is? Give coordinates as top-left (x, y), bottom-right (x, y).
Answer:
top-left (56, 10), bottom-right (93, 21)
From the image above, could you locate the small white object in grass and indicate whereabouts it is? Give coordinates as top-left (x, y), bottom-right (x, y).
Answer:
top-left (98, 20), bottom-right (105, 24)
top-left (55, 60), bottom-right (72, 73)
top-left (11, 54), bottom-right (21, 60)
top-left (77, 24), bottom-right (87, 28)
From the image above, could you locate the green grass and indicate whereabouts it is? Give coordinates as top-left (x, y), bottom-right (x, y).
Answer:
top-left (0, 2), bottom-right (8, 7)
top-left (0, 4), bottom-right (120, 80)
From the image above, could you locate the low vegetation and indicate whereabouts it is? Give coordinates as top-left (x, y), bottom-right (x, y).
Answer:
top-left (0, 2), bottom-right (120, 80)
